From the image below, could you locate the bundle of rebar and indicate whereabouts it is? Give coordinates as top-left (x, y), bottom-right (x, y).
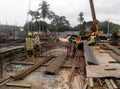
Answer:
top-left (83, 41), bottom-right (99, 65)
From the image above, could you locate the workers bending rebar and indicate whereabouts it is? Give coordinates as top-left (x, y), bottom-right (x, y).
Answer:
top-left (33, 32), bottom-right (41, 57)
top-left (66, 34), bottom-right (84, 58)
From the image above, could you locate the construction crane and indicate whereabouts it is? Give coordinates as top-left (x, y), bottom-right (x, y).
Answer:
top-left (89, 0), bottom-right (98, 35)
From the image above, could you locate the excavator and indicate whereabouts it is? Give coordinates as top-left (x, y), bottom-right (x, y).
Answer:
top-left (89, 0), bottom-right (106, 41)
top-left (89, 0), bottom-right (98, 35)
top-left (89, 0), bottom-right (120, 46)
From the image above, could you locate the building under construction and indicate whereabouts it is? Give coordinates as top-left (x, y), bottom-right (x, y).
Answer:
top-left (0, 0), bottom-right (120, 89)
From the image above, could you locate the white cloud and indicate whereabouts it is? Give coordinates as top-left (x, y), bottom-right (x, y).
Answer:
top-left (0, 0), bottom-right (120, 26)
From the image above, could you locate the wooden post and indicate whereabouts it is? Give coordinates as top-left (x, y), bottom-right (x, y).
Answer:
top-left (89, 78), bottom-right (94, 88)
top-left (109, 79), bottom-right (118, 89)
top-left (105, 79), bottom-right (114, 89)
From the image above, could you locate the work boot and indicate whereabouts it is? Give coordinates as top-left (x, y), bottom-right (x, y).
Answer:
top-left (31, 55), bottom-right (35, 62)
top-left (36, 51), bottom-right (41, 56)
top-left (26, 55), bottom-right (30, 62)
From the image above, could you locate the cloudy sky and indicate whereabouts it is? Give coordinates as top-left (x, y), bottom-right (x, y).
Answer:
top-left (0, 0), bottom-right (120, 27)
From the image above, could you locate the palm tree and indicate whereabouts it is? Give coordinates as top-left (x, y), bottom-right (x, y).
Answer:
top-left (78, 12), bottom-right (84, 27)
top-left (77, 12), bottom-right (84, 36)
top-left (51, 15), bottom-right (69, 26)
top-left (28, 10), bottom-right (40, 22)
top-left (59, 16), bottom-right (69, 25)
top-left (38, 0), bottom-right (50, 33)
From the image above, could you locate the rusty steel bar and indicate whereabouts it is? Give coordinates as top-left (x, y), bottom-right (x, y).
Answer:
top-left (12, 55), bottom-right (55, 80)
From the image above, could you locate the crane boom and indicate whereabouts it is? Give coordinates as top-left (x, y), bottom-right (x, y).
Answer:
top-left (89, 0), bottom-right (98, 35)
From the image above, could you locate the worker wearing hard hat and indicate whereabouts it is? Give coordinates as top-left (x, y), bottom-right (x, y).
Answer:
top-left (67, 35), bottom-right (82, 58)
top-left (51, 34), bottom-right (59, 42)
top-left (25, 32), bottom-right (35, 62)
top-left (33, 32), bottom-right (41, 57)
top-left (88, 32), bottom-right (96, 46)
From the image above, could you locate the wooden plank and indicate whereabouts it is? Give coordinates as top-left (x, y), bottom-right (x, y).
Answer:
top-left (104, 43), bottom-right (120, 55)
top-left (0, 76), bottom-right (10, 83)
top-left (109, 52), bottom-right (120, 61)
top-left (6, 83), bottom-right (31, 88)
top-left (12, 55), bottom-right (54, 80)
top-left (86, 66), bottom-right (120, 78)
top-left (109, 79), bottom-right (118, 89)
top-left (74, 76), bottom-right (81, 89)
top-left (83, 83), bottom-right (88, 89)
top-left (11, 61), bottom-right (34, 65)
top-left (0, 46), bottom-right (25, 53)
top-left (89, 78), bottom-right (94, 88)
top-left (105, 79), bottom-right (114, 89)
top-left (109, 61), bottom-right (120, 63)
top-left (98, 79), bottom-right (103, 86)
top-left (104, 68), bottom-right (117, 71)
top-left (0, 79), bottom-right (10, 87)
top-left (44, 51), bottom-right (67, 74)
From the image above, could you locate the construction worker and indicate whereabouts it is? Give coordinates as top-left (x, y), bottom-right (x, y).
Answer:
top-left (51, 34), bottom-right (59, 42)
top-left (33, 32), bottom-right (41, 57)
top-left (67, 35), bottom-right (80, 58)
top-left (25, 32), bottom-right (35, 62)
top-left (66, 35), bottom-right (72, 58)
top-left (88, 32), bottom-right (96, 46)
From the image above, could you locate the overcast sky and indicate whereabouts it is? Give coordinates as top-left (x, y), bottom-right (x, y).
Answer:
top-left (0, 0), bottom-right (120, 27)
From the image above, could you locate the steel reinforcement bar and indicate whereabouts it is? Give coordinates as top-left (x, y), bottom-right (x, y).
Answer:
top-left (83, 41), bottom-right (99, 65)
top-left (12, 55), bottom-right (55, 80)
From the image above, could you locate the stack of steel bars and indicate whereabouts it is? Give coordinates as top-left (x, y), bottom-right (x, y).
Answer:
top-left (83, 41), bottom-right (99, 65)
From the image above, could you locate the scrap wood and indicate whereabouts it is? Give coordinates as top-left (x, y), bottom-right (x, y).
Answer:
top-left (83, 83), bottom-right (88, 89)
top-left (73, 75), bottom-right (85, 89)
top-left (0, 76), bottom-right (10, 87)
top-left (0, 46), bottom-right (25, 53)
top-left (105, 79), bottom-right (114, 89)
top-left (109, 61), bottom-right (120, 63)
top-left (109, 79), bottom-right (118, 89)
top-left (6, 83), bottom-right (31, 88)
top-left (89, 78), bottom-right (94, 88)
top-left (11, 61), bottom-right (34, 65)
top-left (104, 68), bottom-right (117, 70)
top-left (12, 55), bottom-right (55, 80)
top-left (73, 76), bottom-right (81, 89)
top-left (0, 79), bottom-right (10, 87)
top-left (97, 78), bottom-right (103, 86)
top-left (109, 52), bottom-right (120, 62)
top-left (44, 52), bottom-right (67, 74)
top-left (0, 76), bottom-right (11, 84)
top-left (104, 43), bottom-right (120, 55)
top-left (68, 51), bottom-right (80, 89)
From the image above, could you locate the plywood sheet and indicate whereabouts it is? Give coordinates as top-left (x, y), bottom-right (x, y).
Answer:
top-left (86, 46), bottom-right (120, 78)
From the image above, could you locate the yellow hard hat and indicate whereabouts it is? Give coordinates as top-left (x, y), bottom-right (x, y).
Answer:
top-left (34, 32), bottom-right (38, 35)
top-left (91, 32), bottom-right (95, 36)
top-left (28, 32), bottom-right (32, 36)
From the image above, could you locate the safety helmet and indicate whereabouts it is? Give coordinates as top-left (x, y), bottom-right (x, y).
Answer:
top-left (91, 32), bottom-right (95, 36)
top-left (28, 32), bottom-right (32, 36)
top-left (34, 32), bottom-right (38, 35)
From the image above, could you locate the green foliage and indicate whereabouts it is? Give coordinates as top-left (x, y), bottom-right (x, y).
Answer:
top-left (98, 20), bottom-right (120, 34)
top-left (79, 29), bottom-right (85, 36)
top-left (38, 1), bottom-right (50, 19)
top-left (23, 21), bottom-right (48, 34)
top-left (51, 23), bottom-right (72, 32)
top-left (77, 12), bottom-right (84, 24)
